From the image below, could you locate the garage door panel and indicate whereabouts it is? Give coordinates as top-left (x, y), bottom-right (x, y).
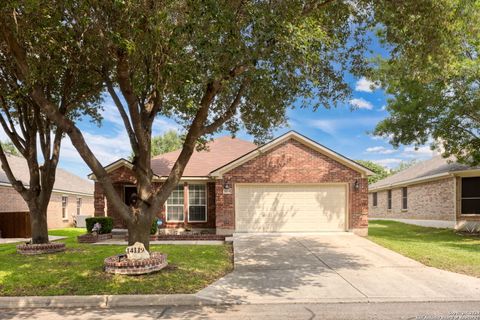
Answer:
top-left (235, 184), bottom-right (346, 232)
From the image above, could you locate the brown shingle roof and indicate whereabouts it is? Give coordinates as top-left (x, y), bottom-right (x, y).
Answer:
top-left (151, 136), bottom-right (257, 177)
top-left (0, 153), bottom-right (93, 194)
top-left (369, 155), bottom-right (480, 190)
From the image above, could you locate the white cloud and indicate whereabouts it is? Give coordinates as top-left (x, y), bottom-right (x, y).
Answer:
top-left (365, 146), bottom-right (396, 155)
top-left (308, 116), bottom-right (383, 136)
top-left (350, 98), bottom-right (373, 110)
top-left (355, 77), bottom-right (379, 92)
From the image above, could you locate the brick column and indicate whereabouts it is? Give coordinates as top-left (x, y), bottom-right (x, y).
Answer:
top-left (93, 182), bottom-right (106, 217)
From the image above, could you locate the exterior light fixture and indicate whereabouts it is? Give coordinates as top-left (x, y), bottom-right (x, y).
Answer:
top-left (354, 180), bottom-right (360, 191)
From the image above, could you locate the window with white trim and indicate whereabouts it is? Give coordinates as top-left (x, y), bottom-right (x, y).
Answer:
top-left (189, 184), bottom-right (207, 222)
top-left (76, 197), bottom-right (82, 215)
top-left (166, 185), bottom-right (184, 222)
top-left (62, 196), bottom-right (68, 219)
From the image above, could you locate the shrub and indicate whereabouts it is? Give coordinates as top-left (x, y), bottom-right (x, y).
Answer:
top-left (86, 217), bottom-right (114, 234)
top-left (151, 219), bottom-right (158, 235)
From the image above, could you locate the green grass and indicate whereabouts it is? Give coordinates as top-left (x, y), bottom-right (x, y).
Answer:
top-left (0, 228), bottom-right (233, 296)
top-left (368, 220), bottom-right (480, 277)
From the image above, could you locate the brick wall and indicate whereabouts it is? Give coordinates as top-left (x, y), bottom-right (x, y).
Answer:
top-left (0, 185), bottom-right (94, 229)
top-left (369, 177), bottom-right (456, 221)
top-left (215, 138), bottom-right (368, 234)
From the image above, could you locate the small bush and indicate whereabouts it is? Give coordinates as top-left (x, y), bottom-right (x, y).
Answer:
top-left (86, 217), bottom-right (114, 234)
top-left (151, 219), bottom-right (158, 235)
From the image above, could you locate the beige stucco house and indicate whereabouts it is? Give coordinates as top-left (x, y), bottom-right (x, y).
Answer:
top-left (0, 154), bottom-right (94, 238)
top-left (369, 156), bottom-right (480, 229)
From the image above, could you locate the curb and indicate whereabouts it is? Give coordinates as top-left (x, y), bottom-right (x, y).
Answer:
top-left (0, 294), bottom-right (219, 309)
top-left (3, 294), bottom-right (480, 309)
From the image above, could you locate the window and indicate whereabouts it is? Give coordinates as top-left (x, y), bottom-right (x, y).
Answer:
top-left (461, 177), bottom-right (480, 214)
top-left (189, 184), bottom-right (207, 222)
top-left (402, 187), bottom-right (408, 210)
top-left (62, 196), bottom-right (68, 219)
top-left (76, 198), bottom-right (82, 215)
top-left (372, 192), bottom-right (378, 207)
top-left (387, 190), bottom-right (392, 210)
top-left (166, 185), bottom-right (184, 222)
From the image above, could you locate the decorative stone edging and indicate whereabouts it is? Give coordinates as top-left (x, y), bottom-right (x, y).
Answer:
top-left (104, 252), bottom-right (168, 275)
top-left (16, 242), bottom-right (66, 255)
top-left (77, 233), bottom-right (113, 243)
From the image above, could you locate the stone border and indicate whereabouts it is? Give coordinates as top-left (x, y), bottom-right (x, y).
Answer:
top-left (104, 252), bottom-right (168, 275)
top-left (77, 233), bottom-right (113, 243)
top-left (16, 242), bottom-right (66, 255)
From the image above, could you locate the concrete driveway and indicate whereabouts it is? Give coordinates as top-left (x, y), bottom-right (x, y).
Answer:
top-left (198, 233), bottom-right (480, 304)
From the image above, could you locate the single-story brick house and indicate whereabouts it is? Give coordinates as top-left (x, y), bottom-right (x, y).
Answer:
top-left (369, 156), bottom-right (480, 229)
top-left (0, 154), bottom-right (94, 238)
top-left (90, 131), bottom-right (372, 236)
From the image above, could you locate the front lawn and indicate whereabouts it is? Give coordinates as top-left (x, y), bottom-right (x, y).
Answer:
top-left (0, 228), bottom-right (233, 296)
top-left (368, 220), bottom-right (480, 278)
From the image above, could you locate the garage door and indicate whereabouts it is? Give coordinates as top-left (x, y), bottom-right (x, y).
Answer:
top-left (235, 184), bottom-right (346, 232)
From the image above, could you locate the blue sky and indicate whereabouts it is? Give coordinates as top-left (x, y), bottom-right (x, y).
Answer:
top-left (46, 73), bottom-right (436, 180)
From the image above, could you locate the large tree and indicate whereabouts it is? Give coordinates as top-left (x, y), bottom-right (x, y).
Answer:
top-left (0, 10), bottom-right (102, 244)
top-left (1, 1), bottom-right (377, 249)
top-left (371, 1), bottom-right (480, 165)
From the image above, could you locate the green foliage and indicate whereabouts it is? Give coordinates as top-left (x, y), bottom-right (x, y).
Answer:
top-left (85, 217), bottom-right (113, 234)
top-left (1, 0), bottom-right (375, 144)
top-left (356, 160), bottom-right (390, 184)
top-left (0, 141), bottom-right (19, 156)
top-left (151, 219), bottom-right (158, 235)
top-left (129, 130), bottom-right (183, 160)
top-left (371, 0), bottom-right (480, 166)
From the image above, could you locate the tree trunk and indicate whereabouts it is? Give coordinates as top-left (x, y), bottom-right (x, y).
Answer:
top-left (28, 203), bottom-right (49, 244)
top-left (126, 212), bottom-right (153, 251)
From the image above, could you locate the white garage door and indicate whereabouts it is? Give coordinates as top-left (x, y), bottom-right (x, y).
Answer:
top-left (235, 184), bottom-right (346, 232)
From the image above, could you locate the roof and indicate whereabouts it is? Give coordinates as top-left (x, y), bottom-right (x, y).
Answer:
top-left (151, 136), bottom-right (258, 177)
top-left (210, 131), bottom-right (374, 177)
top-left (0, 153), bottom-right (93, 195)
top-left (92, 131), bottom-right (374, 180)
top-left (369, 155), bottom-right (480, 191)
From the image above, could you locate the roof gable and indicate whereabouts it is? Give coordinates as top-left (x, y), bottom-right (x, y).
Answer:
top-left (210, 131), bottom-right (374, 177)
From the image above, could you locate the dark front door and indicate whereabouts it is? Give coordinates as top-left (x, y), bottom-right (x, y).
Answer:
top-left (124, 186), bottom-right (137, 206)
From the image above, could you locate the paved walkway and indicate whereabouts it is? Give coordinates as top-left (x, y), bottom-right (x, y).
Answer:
top-left (0, 236), bottom-right (66, 244)
top-left (198, 233), bottom-right (480, 304)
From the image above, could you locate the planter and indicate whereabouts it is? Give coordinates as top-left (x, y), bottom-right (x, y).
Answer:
top-left (77, 233), bottom-right (113, 243)
top-left (16, 242), bottom-right (66, 255)
top-left (104, 252), bottom-right (168, 275)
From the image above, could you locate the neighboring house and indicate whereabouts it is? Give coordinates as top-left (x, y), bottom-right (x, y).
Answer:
top-left (90, 131), bottom-right (372, 236)
top-left (0, 154), bottom-right (94, 238)
top-left (369, 156), bottom-right (480, 229)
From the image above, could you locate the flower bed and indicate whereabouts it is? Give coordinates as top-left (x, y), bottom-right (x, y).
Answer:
top-left (104, 252), bottom-right (168, 275)
top-left (16, 242), bottom-right (66, 255)
top-left (77, 233), bottom-right (113, 243)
